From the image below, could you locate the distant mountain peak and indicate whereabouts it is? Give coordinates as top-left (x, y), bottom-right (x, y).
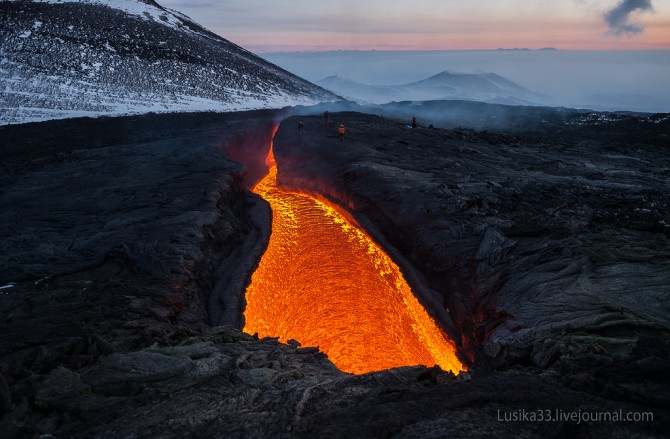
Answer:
top-left (412, 70), bottom-right (527, 90)
top-left (427, 70), bottom-right (461, 78)
top-left (316, 69), bottom-right (543, 106)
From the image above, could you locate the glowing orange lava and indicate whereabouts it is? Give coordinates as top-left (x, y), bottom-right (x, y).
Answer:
top-left (243, 152), bottom-right (464, 375)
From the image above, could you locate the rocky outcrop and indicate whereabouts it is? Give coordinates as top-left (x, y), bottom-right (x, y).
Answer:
top-left (4, 325), bottom-right (668, 438)
top-left (2, 326), bottom-right (343, 438)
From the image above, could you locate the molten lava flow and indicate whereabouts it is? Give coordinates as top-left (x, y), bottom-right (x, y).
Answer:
top-left (244, 150), bottom-right (464, 375)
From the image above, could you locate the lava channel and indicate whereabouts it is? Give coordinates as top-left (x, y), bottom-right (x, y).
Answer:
top-left (243, 149), bottom-right (464, 375)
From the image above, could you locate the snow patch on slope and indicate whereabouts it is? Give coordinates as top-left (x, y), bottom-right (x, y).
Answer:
top-left (6, 0), bottom-right (191, 34)
top-left (1, 0), bottom-right (337, 125)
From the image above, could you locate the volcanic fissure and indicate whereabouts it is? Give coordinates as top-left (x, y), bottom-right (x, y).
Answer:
top-left (241, 129), bottom-right (464, 375)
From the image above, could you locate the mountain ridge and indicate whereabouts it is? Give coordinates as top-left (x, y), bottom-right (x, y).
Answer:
top-left (0, 0), bottom-right (338, 125)
top-left (316, 70), bottom-right (545, 105)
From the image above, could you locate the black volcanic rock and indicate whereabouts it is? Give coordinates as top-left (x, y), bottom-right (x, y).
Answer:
top-left (1, 109), bottom-right (669, 437)
top-left (0, 111), bottom-right (280, 338)
top-left (0, 0), bottom-right (338, 124)
top-left (273, 112), bottom-right (670, 366)
top-left (0, 111), bottom-right (282, 435)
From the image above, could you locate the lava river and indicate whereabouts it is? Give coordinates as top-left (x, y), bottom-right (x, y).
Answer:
top-left (243, 150), bottom-right (464, 375)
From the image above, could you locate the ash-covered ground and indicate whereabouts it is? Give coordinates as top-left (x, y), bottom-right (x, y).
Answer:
top-left (0, 109), bottom-right (669, 438)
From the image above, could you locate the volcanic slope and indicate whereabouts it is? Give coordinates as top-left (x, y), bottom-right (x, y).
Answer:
top-left (0, 0), bottom-right (338, 125)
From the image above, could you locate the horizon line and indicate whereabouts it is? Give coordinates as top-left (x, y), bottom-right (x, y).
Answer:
top-left (255, 47), bottom-right (670, 54)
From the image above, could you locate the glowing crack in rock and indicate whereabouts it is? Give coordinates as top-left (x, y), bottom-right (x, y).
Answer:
top-left (243, 145), bottom-right (464, 375)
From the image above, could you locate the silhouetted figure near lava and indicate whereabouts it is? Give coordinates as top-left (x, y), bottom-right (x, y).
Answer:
top-left (324, 111), bottom-right (329, 125)
top-left (338, 123), bottom-right (346, 142)
top-left (298, 120), bottom-right (305, 134)
top-left (412, 116), bottom-right (417, 128)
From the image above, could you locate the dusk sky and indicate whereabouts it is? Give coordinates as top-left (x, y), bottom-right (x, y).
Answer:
top-left (159, 0), bottom-right (670, 51)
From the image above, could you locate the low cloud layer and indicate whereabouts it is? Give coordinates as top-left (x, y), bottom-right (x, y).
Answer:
top-left (264, 50), bottom-right (670, 113)
top-left (604, 0), bottom-right (654, 35)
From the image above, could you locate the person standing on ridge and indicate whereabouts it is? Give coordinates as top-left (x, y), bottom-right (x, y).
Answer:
top-left (338, 123), bottom-right (346, 142)
top-left (298, 120), bottom-right (305, 134)
top-left (324, 111), bottom-right (329, 125)
top-left (412, 117), bottom-right (417, 128)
